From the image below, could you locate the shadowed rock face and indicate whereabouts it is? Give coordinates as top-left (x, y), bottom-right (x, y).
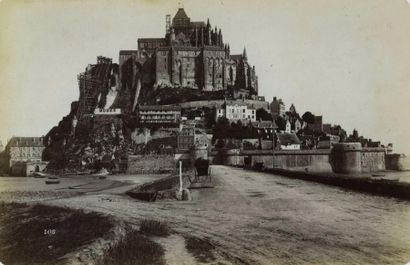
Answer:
top-left (43, 57), bottom-right (139, 171)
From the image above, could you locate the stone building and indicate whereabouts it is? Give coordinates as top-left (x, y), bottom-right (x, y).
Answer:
top-left (293, 119), bottom-right (302, 132)
top-left (270, 97), bottom-right (286, 119)
top-left (177, 125), bottom-right (195, 151)
top-left (307, 115), bottom-right (323, 133)
top-left (285, 120), bottom-right (291, 133)
top-left (177, 125), bottom-right (212, 152)
top-left (5, 137), bottom-right (47, 176)
top-left (251, 120), bottom-right (277, 141)
top-left (215, 102), bottom-right (256, 123)
top-left (119, 8), bottom-right (258, 95)
top-left (137, 105), bottom-right (181, 126)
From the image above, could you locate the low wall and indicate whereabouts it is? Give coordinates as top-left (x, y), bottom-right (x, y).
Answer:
top-left (264, 168), bottom-right (410, 201)
top-left (10, 161), bottom-right (48, 176)
top-left (127, 155), bottom-right (176, 174)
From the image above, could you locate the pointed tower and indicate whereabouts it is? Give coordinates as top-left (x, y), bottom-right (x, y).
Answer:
top-left (214, 26), bottom-right (218, 46)
top-left (243, 47), bottom-right (247, 61)
top-left (206, 18), bottom-right (211, 45)
top-left (218, 29), bottom-right (223, 47)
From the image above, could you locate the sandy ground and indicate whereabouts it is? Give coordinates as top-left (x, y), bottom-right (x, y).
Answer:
top-left (1, 166), bottom-right (410, 264)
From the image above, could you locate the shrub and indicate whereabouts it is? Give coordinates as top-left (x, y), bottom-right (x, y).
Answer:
top-left (96, 229), bottom-right (165, 265)
top-left (139, 219), bottom-right (170, 237)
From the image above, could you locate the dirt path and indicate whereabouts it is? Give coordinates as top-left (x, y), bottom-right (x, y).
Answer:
top-left (22, 166), bottom-right (410, 264)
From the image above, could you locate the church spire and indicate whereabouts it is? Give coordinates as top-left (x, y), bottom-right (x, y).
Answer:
top-left (243, 47), bottom-right (247, 60)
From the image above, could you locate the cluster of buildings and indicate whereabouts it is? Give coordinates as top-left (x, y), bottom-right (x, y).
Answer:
top-left (119, 8), bottom-right (258, 95)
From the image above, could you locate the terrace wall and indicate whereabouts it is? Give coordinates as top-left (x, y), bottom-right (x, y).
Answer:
top-left (127, 154), bottom-right (176, 174)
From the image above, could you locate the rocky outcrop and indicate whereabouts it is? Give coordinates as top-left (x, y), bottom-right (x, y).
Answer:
top-left (44, 56), bottom-right (138, 171)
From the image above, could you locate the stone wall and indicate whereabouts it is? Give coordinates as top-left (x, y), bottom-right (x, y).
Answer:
top-left (386, 153), bottom-right (407, 171)
top-left (10, 161), bottom-right (48, 176)
top-left (210, 144), bottom-right (386, 173)
top-left (127, 154), bottom-right (176, 174)
top-left (330, 143), bottom-right (386, 173)
top-left (273, 150), bottom-right (331, 172)
top-left (361, 148), bottom-right (385, 172)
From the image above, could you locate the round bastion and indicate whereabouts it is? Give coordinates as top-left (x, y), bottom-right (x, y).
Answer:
top-left (330, 143), bottom-right (362, 174)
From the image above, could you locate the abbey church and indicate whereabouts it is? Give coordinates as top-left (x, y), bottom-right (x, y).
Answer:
top-left (119, 8), bottom-right (258, 96)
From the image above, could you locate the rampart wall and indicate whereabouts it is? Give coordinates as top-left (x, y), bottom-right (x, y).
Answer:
top-left (386, 154), bottom-right (407, 171)
top-left (209, 144), bottom-right (386, 173)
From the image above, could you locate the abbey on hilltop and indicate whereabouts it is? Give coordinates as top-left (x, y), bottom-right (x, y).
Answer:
top-left (119, 8), bottom-right (258, 95)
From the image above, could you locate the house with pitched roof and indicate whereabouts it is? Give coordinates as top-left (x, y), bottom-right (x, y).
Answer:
top-left (275, 132), bottom-right (301, 150)
top-left (5, 137), bottom-right (47, 176)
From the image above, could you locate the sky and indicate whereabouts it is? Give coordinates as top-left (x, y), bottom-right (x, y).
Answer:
top-left (0, 0), bottom-right (410, 154)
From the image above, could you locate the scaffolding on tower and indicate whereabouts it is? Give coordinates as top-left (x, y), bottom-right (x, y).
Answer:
top-left (76, 56), bottom-right (113, 119)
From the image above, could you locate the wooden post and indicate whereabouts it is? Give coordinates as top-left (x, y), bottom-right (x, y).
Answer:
top-left (179, 160), bottom-right (183, 192)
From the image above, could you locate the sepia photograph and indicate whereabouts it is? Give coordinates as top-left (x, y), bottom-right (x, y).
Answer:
top-left (0, 0), bottom-right (410, 264)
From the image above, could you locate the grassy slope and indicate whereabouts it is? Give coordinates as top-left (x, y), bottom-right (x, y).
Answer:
top-left (0, 202), bottom-right (113, 265)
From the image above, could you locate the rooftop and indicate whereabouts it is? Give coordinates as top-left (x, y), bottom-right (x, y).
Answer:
top-left (276, 133), bottom-right (301, 145)
top-left (138, 105), bottom-right (181, 111)
top-left (7, 137), bottom-right (44, 148)
top-left (119, 50), bottom-right (138, 55)
top-left (251, 120), bottom-right (278, 129)
top-left (230, 54), bottom-right (243, 61)
top-left (174, 8), bottom-right (189, 21)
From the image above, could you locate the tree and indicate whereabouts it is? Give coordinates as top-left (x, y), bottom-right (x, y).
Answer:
top-left (275, 116), bottom-right (286, 131)
top-left (204, 107), bottom-right (216, 129)
top-left (302, 111), bottom-right (315, 124)
top-left (212, 117), bottom-right (231, 143)
top-left (230, 120), bottom-right (243, 139)
top-left (256, 108), bottom-right (272, 121)
top-left (187, 109), bottom-right (202, 120)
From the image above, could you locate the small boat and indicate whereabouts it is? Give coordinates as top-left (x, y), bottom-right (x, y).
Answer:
top-left (45, 176), bottom-right (60, 184)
